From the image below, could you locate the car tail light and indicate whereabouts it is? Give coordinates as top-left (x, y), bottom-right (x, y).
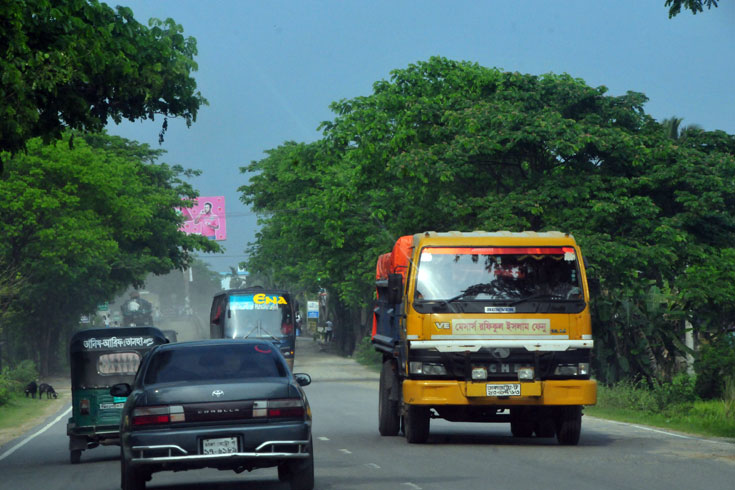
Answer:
top-left (253, 399), bottom-right (304, 418)
top-left (132, 405), bottom-right (185, 427)
top-left (80, 399), bottom-right (90, 415)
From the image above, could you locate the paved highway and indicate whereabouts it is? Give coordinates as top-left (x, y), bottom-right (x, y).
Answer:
top-left (1, 337), bottom-right (734, 489)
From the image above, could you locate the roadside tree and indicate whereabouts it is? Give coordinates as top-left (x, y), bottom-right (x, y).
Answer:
top-left (0, 132), bottom-right (219, 374)
top-left (241, 57), bottom-right (735, 385)
top-left (0, 0), bottom-right (206, 172)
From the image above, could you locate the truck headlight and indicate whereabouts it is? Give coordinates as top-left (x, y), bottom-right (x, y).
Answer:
top-left (471, 366), bottom-right (488, 380)
top-left (409, 362), bottom-right (447, 376)
top-left (518, 367), bottom-right (534, 381)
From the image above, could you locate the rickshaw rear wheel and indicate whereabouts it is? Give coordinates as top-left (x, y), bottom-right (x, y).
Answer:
top-left (69, 449), bottom-right (81, 464)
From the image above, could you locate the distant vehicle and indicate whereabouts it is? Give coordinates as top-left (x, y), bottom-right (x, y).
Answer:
top-left (112, 339), bottom-right (313, 490)
top-left (210, 287), bottom-right (298, 369)
top-left (67, 327), bottom-right (168, 464)
top-left (120, 291), bottom-right (154, 327)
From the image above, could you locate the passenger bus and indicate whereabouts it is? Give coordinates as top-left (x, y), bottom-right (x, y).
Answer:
top-left (210, 287), bottom-right (297, 369)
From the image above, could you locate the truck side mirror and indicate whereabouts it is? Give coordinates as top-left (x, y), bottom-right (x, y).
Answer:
top-left (387, 273), bottom-right (403, 304)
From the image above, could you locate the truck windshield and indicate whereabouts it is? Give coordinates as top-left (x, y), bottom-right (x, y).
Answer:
top-left (414, 246), bottom-right (582, 302)
top-left (225, 294), bottom-right (293, 340)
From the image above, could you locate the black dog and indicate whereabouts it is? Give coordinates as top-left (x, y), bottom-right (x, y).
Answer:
top-left (24, 381), bottom-right (37, 398)
top-left (38, 383), bottom-right (58, 399)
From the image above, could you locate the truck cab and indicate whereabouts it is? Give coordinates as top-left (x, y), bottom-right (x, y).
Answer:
top-left (373, 231), bottom-right (596, 445)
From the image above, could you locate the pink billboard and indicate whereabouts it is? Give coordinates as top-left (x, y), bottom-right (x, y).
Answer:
top-left (178, 196), bottom-right (227, 241)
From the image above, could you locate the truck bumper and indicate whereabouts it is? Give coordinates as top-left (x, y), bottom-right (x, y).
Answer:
top-left (403, 379), bottom-right (597, 406)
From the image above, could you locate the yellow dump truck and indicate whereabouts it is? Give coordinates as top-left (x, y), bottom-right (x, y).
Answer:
top-left (372, 231), bottom-right (596, 445)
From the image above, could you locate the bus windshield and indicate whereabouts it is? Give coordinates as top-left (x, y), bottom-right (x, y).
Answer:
top-left (225, 293), bottom-right (294, 340)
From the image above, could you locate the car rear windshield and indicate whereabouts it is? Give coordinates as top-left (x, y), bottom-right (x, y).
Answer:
top-left (144, 343), bottom-right (287, 384)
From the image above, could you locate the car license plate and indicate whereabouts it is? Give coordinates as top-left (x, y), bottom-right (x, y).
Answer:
top-left (202, 437), bottom-right (238, 455)
top-left (486, 383), bottom-right (521, 396)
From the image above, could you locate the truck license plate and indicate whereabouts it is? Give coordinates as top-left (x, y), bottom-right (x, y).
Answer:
top-left (486, 383), bottom-right (521, 396)
top-left (202, 437), bottom-right (238, 455)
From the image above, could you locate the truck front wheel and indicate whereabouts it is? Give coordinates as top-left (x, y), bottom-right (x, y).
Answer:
top-left (404, 406), bottom-right (430, 444)
top-left (378, 360), bottom-right (400, 436)
top-left (555, 406), bottom-right (582, 445)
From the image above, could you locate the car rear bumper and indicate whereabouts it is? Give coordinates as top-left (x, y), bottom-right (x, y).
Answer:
top-left (124, 421), bottom-right (311, 467)
top-left (130, 439), bottom-right (310, 464)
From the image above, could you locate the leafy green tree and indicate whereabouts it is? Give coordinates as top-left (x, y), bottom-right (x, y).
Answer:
top-left (0, 132), bottom-right (219, 374)
top-left (666, 0), bottom-right (719, 17)
top-left (241, 57), bottom-right (735, 379)
top-left (0, 0), bottom-right (206, 172)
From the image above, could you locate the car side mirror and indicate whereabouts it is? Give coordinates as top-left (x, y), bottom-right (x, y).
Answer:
top-left (387, 273), bottom-right (403, 305)
top-left (294, 373), bottom-right (311, 387)
top-left (110, 383), bottom-right (132, 397)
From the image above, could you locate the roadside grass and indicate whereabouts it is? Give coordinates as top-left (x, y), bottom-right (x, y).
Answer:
top-left (353, 336), bottom-right (382, 373)
top-left (587, 381), bottom-right (735, 439)
top-left (0, 390), bottom-right (68, 447)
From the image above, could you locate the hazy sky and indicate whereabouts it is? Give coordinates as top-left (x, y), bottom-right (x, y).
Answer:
top-left (109, 1), bottom-right (735, 273)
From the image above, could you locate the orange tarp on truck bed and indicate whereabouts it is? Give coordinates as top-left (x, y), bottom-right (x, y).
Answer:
top-left (391, 235), bottom-right (412, 279)
top-left (376, 253), bottom-right (393, 280)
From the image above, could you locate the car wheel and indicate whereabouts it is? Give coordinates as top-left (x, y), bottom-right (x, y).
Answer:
top-left (69, 449), bottom-right (82, 464)
top-left (404, 405), bottom-right (430, 444)
top-left (378, 360), bottom-right (400, 436)
top-left (288, 439), bottom-right (314, 490)
top-left (121, 452), bottom-right (146, 490)
top-left (555, 406), bottom-right (582, 446)
top-left (277, 462), bottom-right (290, 482)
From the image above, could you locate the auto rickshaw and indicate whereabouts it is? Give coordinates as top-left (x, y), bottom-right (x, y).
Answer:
top-left (66, 326), bottom-right (168, 464)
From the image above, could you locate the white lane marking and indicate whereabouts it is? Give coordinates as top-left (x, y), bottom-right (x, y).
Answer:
top-left (596, 418), bottom-right (734, 446)
top-left (403, 483), bottom-right (422, 489)
top-left (365, 462), bottom-right (380, 469)
top-left (339, 448), bottom-right (352, 454)
top-left (318, 436), bottom-right (329, 441)
top-left (0, 406), bottom-right (72, 462)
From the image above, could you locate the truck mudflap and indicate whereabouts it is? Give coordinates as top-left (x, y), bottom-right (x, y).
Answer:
top-left (403, 379), bottom-right (597, 406)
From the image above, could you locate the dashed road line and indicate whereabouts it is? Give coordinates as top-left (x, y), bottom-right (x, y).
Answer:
top-left (339, 448), bottom-right (352, 454)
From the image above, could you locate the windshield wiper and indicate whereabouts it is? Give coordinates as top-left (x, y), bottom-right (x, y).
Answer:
top-left (509, 293), bottom-right (566, 305)
top-left (445, 283), bottom-right (497, 303)
top-left (243, 323), bottom-right (280, 341)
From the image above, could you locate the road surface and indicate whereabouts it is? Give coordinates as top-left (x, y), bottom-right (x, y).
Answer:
top-left (1, 336), bottom-right (734, 489)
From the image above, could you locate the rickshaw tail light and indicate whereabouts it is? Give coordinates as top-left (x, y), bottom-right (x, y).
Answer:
top-left (132, 405), bottom-right (185, 427)
top-left (80, 399), bottom-right (90, 415)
